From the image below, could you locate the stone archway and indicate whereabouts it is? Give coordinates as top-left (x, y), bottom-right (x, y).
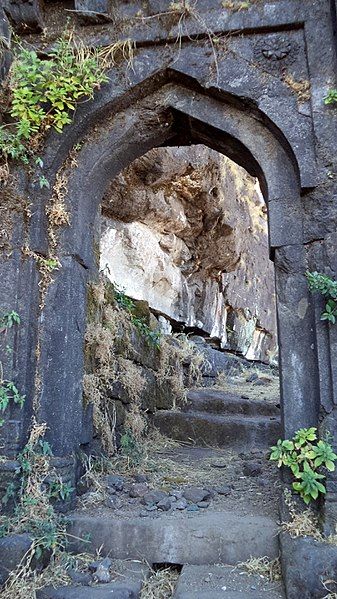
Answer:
top-left (22, 81), bottom-right (318, 461)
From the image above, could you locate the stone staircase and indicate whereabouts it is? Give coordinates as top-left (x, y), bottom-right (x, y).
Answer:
top-left (38, 387), bottom-right (284, 598)
top-left (153, 388), bottom-right (281, 450)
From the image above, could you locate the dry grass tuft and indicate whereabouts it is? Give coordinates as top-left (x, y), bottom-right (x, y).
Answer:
top-left (140, 565), bottom-right (180, 598)
top-left (157, 333), bottom-right (208, 409)
top-left (1, 546), bottom-right (96, 599)
top-left (281, 490), bottom-right (322, 540)
top-left (237, 556), bottom-right (282, 582)
top-left (222, 0), bottom-right (251, 11)
top-left (281, 508), bottom-right (322, 540)
top-left (97, 39), bottom-right (136, 71)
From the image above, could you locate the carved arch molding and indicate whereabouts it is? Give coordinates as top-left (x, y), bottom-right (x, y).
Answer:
top-left (1, 0), bottom-right (337, 527)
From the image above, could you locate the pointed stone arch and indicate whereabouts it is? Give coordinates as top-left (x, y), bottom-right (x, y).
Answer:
top-left (24, 80), bottom-right (318, 457)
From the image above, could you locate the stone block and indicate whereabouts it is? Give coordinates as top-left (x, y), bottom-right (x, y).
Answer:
top-left (0, 534), bottom-right (34, 586)
top-left (68, 511), bottom-right (279, 565)
top-left (3, 0), bottom-right (44, 31)
top-left (280, 531), bottom-right (337, 598)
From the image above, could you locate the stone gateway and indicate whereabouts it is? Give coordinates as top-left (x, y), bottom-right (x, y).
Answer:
top-left (1, 1), bottom-right (337, 596)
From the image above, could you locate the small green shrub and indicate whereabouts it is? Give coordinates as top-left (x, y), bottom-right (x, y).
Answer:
top-left (306, 271), bottom-right (337, 324)
top-left (0, 35), bottom-right (108, 165)
top-left (324, 89), bottom-right (337, 105)
top-left (270, 427), bottom-right (337, 504)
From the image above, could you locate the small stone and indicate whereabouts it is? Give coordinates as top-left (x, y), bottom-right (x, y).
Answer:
top-left (183, 487), bottom-right (211, 503)
top-left (94, 564), bottom-right (111, 583)
top-left (157, 498), bottom-right (172, 511)
top-left (76, 479), bottom-right (91, 496)
top-left (139, 510), bottom-right (149, 517)
top-left (215, 485), bottom-right (232, 496)
top-left (120, 484), bottom-right (131, 497)
top-left (171, 489), bottom-right (183, 499)
top-left (142, 490), bottom-right (167, 505)
top-left (105, 475), bottom-right (124, 491)
top-left (68, 569), bottom-right (92, 585)
top-left (241, 394), bottom-right (249, 400)
top-left (211, 460), bottom-right (227, 469)
top-left (187, 504), bottom-right (199, 512)
top-left (246, 373), bottom-right (259, 382)
top-left (175, 498), bottom-right (187, 510)
top-left (129, 482), bottom-right (148, 498)
top-left (197, 501), bottom-right (210, 508)
top-left (243, 462), bottom-right (263, 477)
top-left (104, 496), bottom-right (122, 509)
top-left (133, 474), bottom-right (149, 483)
top-left (89, 557), bottom-right (112, 572)
top-left (169, 495), bottom-right (177, 502)
top-left (146, 505), bottom-right (157, 512)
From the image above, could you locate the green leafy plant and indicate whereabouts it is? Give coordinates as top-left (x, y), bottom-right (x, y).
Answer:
top-left (49, 479), bottom-right (74, 502)
top-left (0, 423), bottom-right (70, 560)
top-left (306, 271), bottom-right (337, 324)
top-left (324, 89), bottom-right (337, 105)
top-left (0, 311), bottom-right (25, 425)
top-left (39, 175), bottom-right (50, 189)
top-left (120, 431), bottom-right (143, 466)
top-left (0, 34), bottom-right (108, 165)
top-left (112, 283), bottom-right (162, 348)
top-left (0, 310), bottom-right (20, 330)
top-left (270, 427), bottom-right (337, 504)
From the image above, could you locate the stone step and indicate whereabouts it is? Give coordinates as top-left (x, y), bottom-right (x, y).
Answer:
top-left (68, 511), bottom-right (279, 566)
top-left (153, 410), bottom-right (280, 449)
top-left (173, 565), bottom-right (285, 598)
top-left (37, 583), bottom-right (141, 599)
top-left (185, 389), bottom-right (280, 417)
top-left (37, 560), bottom-right (149, 599)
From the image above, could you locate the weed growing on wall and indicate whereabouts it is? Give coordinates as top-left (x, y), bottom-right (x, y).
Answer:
top-left (112, 283), bottom-right (162, 348)
top-left (0, 310), bottom-right (25, 425)
top-left (0, 420), bottom-right (73, 543)
top-left (0, 34), bottom-right (136, 173)
top-left (324, 89), bottom-right (337, 105)
top-left (306, 271), bottom-right (337, 324)
top-left (270, 427), bottom-right (337, 504)
top-left (0, 34), bottom-right (108, 166)
top-left (0, 420), bottom-right (97, 599)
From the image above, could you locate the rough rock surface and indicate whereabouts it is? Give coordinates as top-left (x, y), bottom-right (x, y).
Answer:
top-left (100, 146), bottom-right (277, 363)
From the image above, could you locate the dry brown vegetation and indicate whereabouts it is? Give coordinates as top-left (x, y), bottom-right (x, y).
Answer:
top-left (140, 565), bottom-right (180, 598)
top-left (237, 556), bottom-right (281, 582)
top-left (283, 74), bottom-right (311, 103)
top-left (83, 278), bottom-right (207, 453)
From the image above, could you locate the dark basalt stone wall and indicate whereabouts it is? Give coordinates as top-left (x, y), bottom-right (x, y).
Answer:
top-left (1, 0), bottom-right (337, 538)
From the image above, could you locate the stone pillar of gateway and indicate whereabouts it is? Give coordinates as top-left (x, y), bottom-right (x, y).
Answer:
top-left (0, 0), bottom-right (337, 595)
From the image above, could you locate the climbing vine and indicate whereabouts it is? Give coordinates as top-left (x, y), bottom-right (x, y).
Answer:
top-left (0, 310), bottom-right (25, 426)
top-left (306, 271), bottom-right (337, 324)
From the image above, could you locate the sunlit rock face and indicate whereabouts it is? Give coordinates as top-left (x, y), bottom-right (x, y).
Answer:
top-left (100, 146), bottom-right (277, 363)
